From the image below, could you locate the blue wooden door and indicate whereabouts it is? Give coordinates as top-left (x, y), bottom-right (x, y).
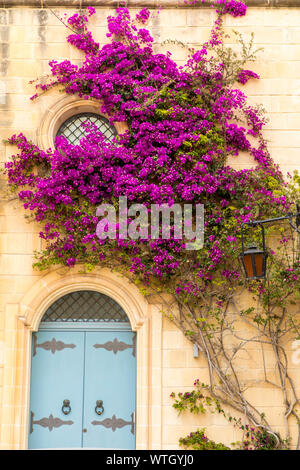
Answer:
top-left (29, 329), bottom-right (136, 449)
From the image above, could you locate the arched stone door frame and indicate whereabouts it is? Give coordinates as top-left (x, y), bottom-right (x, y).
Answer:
top-left (0, 267), bottom-right (163, 449)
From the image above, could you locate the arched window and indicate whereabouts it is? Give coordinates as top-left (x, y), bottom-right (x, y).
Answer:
top-left (40, 290), bottom-right (129, 323)
top-left (56, 112), bottom-right (117, 145)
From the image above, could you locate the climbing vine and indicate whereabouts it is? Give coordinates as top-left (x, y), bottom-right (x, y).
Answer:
top-left (4, 0), bottom-right (300, 449)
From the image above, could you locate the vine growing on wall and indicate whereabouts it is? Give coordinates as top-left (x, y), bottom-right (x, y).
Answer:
top-left (4, 0), bottom-right (300, 449)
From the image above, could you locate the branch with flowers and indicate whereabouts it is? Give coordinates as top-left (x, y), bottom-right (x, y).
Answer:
top-left (3, 0), bottom-right (300, 449)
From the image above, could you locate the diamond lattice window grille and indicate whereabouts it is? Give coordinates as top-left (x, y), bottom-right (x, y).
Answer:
top-left (56, 113), bottom-right (117, 145)
top-left (41, 291), bottom-right (129, 323)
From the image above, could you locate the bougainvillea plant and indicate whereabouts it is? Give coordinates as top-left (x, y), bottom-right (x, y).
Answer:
top-left (4, 0), bottom-right (300, 449)
top-left (170, 381), bottom-right (289, 449)
top-left (178, 428), bottom-right (230, 450)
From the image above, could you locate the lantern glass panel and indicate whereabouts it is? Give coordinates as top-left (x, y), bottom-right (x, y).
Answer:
top-left (243, 253), bottom-right (254, 279)
top-left (254, 252), bottom-right (264, 277)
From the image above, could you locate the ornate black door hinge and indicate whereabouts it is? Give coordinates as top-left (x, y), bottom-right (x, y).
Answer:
top-left (91, 412), bottom-right (135, 435)
top-left (33, 333), bottom-right (76, 356)
top-left (30, 411), bottom-right (74, 433)
top-left (93, 334), bottom-right (136, 357)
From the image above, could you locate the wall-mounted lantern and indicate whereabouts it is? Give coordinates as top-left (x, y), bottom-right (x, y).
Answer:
top-left (240, 208), bottom-right (300, 281)
top-left (240, 223), bottom-right (267, 280)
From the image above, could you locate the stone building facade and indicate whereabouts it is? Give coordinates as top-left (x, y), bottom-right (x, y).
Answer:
top-left (0, 0), bottom-right (300, 450)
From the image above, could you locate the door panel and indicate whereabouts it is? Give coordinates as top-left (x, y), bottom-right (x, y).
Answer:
top-left (82, 331), bottom-right (136, 449)
top-left (28, 331), bottom-right (85, 449)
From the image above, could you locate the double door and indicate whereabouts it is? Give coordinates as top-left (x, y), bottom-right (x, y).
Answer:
top-left (28, 329), bottom-right (136, 449)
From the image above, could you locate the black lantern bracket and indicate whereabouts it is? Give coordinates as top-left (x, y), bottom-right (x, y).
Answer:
top-left (242, 210), bottom-right (300, 238)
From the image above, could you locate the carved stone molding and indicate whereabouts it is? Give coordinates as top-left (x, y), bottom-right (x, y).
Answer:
top-left (36, 95), bottom-right (128, 153)
top-left (19, 268), bottom-right (148, 332)
top-left (1, 1), bottom-right (300, 8)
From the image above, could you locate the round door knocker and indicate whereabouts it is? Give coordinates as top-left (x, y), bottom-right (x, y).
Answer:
top-left (62, 399), bottom-right (71, 415)
top-left (95, 400), bottom-right (104, 416)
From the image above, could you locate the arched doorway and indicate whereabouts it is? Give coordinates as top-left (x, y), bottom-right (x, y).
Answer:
top-left (28, 291), bottom-right (136, 449)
